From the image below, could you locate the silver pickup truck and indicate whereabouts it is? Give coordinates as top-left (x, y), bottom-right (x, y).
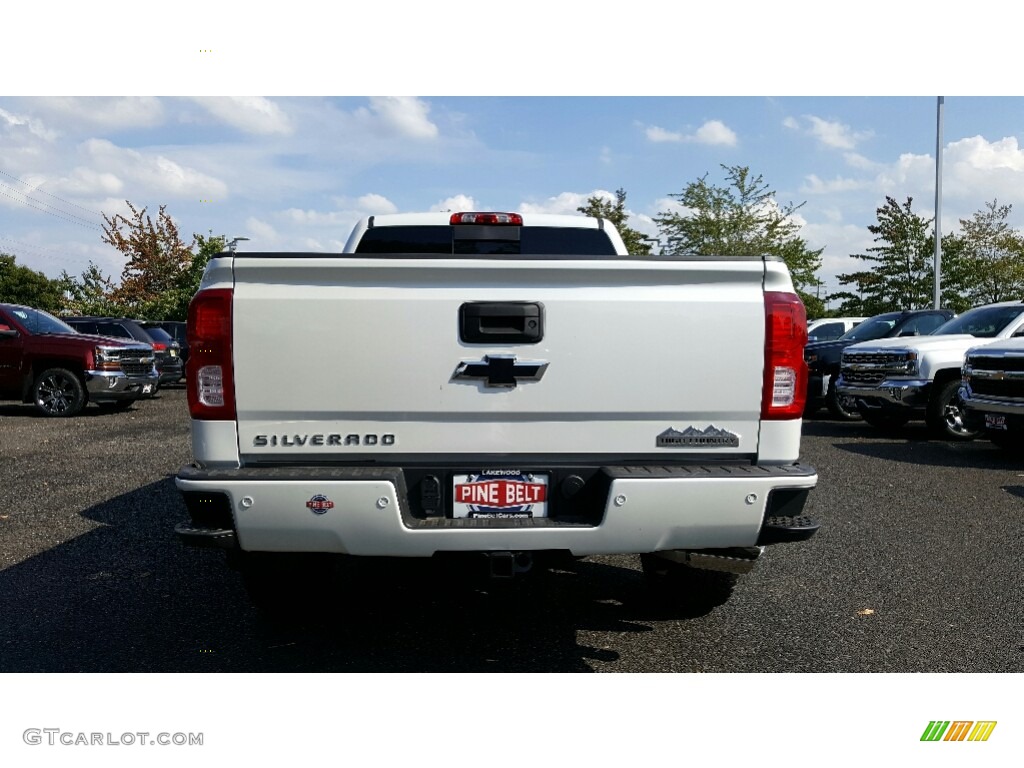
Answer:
top-left (174, 212), bottom-right (819, 614)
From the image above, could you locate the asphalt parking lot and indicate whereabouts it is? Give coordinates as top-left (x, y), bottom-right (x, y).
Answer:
top-left (0, 389), bottom-right (1021, 673)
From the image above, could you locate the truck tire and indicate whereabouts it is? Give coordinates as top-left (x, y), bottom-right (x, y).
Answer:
top-left (640, 553), bottom-right (737, 615)
top-left (826, 379), bottom-right (861, 420)
top-left (926, 379), bottom-right (980, 441)
top-left (33, 368), bottom-right (86, 417)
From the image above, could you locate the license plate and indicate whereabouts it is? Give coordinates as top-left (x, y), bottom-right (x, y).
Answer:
top-left (985, 414), bottom-right (1007, 430)
top-left (451, 471), bottom-right (549, 519)
top-left (142, 384), bottom-right (154, 394)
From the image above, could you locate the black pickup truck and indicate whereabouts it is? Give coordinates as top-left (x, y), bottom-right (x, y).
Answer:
top-left (803, 309), bottom-right (954, 419)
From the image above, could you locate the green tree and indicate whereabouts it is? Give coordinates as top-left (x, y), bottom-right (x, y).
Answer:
top-left (158, 232), bottom-right (226, 320)
top-left (102, 201), bottom-right (194, 313)
top-left (834, 196), bottom-right (934, 313)
top-left (0, 253), bottom-right (64, 312)
top-left (99, 200), bottom-right (226, 320)
top-left (957, 199), bottom-right (1024, 305)
top-left (934, 231), bottom-right (975, 314)
top-left (653, 165), bottom-right (824, 314)
top-left (57, 261), bottom-right (122, 317)
top-left (576, 188), bottom-right (652, 255)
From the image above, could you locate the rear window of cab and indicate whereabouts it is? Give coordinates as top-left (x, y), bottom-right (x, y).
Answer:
top-left (353, 226), bottom-right (618, 256)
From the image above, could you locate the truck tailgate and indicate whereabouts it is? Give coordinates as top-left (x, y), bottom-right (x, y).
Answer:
top-left (230, 257), bottom-right (767, 461)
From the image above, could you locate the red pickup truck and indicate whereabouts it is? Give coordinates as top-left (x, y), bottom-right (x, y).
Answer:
top-left (0, 303), bottom-right (159, 416)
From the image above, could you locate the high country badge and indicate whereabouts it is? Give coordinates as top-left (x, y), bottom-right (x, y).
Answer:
top-left (657, 426), bottom-right (740, 448)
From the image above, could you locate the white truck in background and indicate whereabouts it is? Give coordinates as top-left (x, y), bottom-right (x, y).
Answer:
top-left (837, 301), bottom-right (1024, 440)
top-left (174, 211), bottom-right (819, 614)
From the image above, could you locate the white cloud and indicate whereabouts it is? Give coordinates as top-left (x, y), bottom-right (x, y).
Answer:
top-left (32, 97), bottom-right (164, 129)
top-left (843, 152), bottom-right (879, 170)
top-left (244, 216), bottom-right (279, 244)
top-left (695, 120), bottom-right (738, 146)
top-left (51, 168), bottom-right (124, 197)
top-left (0, 107), bottom-right (57, 141)
top-left (284, 193), bottom-right (400, 228)
top-left (192, 96), bottom-right (292, 135)
top-left (355, 97), bottom-right (438, 140)
top-left (646, 126), bottom-right (679, 142)
top-left (789, 114), bottom-right (873, 151)
top-left (519, 190), bottom-right (611, 215)
top-left (600, 146), bottom-right (612, 165)
top-left (283, 208), bottom-right (348, 225)
top-left (77, 139), bottom-right (228, 201)
top-left (801, 174), bottom-right (870, 195)
top-left (876, 136), bottom-right (1024, 210)
top-left (645, 120), bottom-right (737, 146)
top-left (355, 193), bottom-right (398, 214)
top-left (81, 139), bottom-right (228, 199)
top-left (949, 134), bottom-right (1024, 172)
top-left (432, 194), bottom-right (476, 212)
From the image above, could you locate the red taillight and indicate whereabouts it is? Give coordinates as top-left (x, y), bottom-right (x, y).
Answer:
top-left (762, 291), bottom-right (808, 420)
top-left (152, 342), bottom-right (167, 351)
top-left (449, 212), bottom-right (523, 225)
top-left (186, 288), bottom-right (235, 420)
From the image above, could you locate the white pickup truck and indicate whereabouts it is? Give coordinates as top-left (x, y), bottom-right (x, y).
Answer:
top-left (837, 301), bottom-right (1024, 439)
top-left (174, 211), bottom-right (819, 613)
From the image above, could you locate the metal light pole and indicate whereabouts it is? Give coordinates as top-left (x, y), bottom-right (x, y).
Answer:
top-left (227, 236), bottom-right (250, 253)
top-left (933, 96), bottom-right (944, 309)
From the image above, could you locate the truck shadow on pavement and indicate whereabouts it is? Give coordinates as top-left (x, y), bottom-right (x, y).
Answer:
top-left (803, 419), bottom-right (1020, 469)
top-left (0, 403), bottom-right (142, 419)
top-left (830, 436), bottom-right (1015, 469)
top-left (0, 479), bottom-right (711, 673)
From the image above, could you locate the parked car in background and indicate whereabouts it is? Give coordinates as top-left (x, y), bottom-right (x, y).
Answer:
top-left (138, 325), bottom-right (184, 384)
top-left (804, 309), bottom-right (954, 419)
top-left (838, 301), bottom-right (1024, 439)
top-left (0, 304), bottom-right (157, 416)
top-left (62, 316), bottom-right (183, 388)
top-left (806, 317), bottom-right (866, 343)
top-left (147, 320), bottom-right (188, 365)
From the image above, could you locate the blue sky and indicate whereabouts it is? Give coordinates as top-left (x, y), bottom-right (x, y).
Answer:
top-left (4, 94), bottom-right (1024, 306)
top-left (2, 3), bottom-right (1021, 311)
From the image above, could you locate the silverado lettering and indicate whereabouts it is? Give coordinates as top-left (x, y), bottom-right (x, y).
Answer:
top-left (252, 433), bottom-right (396, 447)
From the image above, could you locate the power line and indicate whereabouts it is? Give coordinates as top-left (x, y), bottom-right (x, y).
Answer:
top-left (0, 168), bottom-right (106, 218)
top-left (0, 235), bottom-right (64, 254)
top-left (0, 181), bottom-right (104, 229)
top-left (0, 188), bottom-right (104, 231)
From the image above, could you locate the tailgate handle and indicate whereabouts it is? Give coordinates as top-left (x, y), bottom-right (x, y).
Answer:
top-left (460, 302), bottom-right (543, 344)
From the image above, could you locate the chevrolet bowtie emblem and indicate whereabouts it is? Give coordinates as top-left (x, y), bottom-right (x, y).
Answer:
top-left (451, 355), bottom-right (549, 388)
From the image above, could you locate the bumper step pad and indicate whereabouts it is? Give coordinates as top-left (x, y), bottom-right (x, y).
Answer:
top-left (757, 514), bottom-right (820, 544)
